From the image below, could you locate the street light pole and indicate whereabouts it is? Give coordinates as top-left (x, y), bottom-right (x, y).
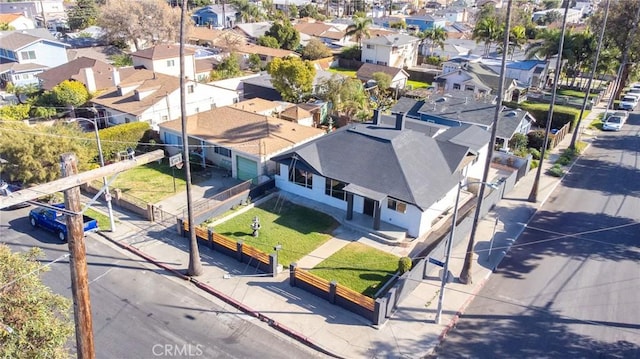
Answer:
top-left (73, 118), bottom-right (116, 232)
top-left (435, 180), bottom-right (497, 325)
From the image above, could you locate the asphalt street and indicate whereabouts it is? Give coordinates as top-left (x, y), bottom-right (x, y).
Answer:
top-left (0, 207), bottom-right (322, 359)
top-left (435, 111), bottom-right (640, 358)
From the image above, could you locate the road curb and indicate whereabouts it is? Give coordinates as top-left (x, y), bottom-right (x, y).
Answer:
top-left (97, 232), bottom-right (343, 359)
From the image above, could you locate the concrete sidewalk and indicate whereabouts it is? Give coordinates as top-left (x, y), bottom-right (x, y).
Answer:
top-left (90, 103), bottom-right (606, 358)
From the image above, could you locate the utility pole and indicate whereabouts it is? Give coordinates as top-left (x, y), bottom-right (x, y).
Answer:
top-left (569, 0), bottom-right (610, 150)
top-left (528, 0), bottom-right (570, 203)
top-left (458, 0), bottom-right (512, 285)
top-left (61, 153), bottom-right (94, 359)
top-left (180, 0), bottom-right (203, 276)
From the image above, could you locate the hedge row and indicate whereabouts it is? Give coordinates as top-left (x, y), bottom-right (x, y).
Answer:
top-left (504, 101), bottom-right (586, 132)
top-left (90, 121), bottom-right (151, 162)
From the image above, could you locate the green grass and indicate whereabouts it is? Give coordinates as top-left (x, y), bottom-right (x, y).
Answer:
top-left (310, 242), bottom-right (399, 297)
top-left (406, 80), bottom-right (431, 89)
top-left (84, 208), bottom-right (117, 231)
top-left (328, 67), bottom-right (357, 78)
top-left (556, 89), bottom-right (598, 99)
top-left (211, 198), bottom-right (338, 266)
top-left (94, 161), bottom-right (189, 204)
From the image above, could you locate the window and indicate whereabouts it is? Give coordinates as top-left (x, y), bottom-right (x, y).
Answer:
top-left (366, 44), bottom-right (374, 49)
top-left (453, 83), bottom-right (461, 90)
top-left (22, 74), bottom-right (30, 79)
top-left (187, 85), bottom-right (194, 93)
top-left (214, 146), bottom-right (231, 158)
top-left (387, 198), bottom-right (407, 214)
top-left (167, 59), bottom-right (175, 67)
top-left (291, 168), bottom-right (313, 188)
top-left (365, 59), bottom-right (373, 64)
top-left (325, 179), bottom-right (346, 201)
top-left (392, 46), bottom-right (398, 54)
top-left (465, 85), bottom-right (474, 91)
top-left (163, 132), bottom-right (182, 146)
top-left (376, 61), bottom-right (388, 66)
top-left (161, 115), bottom-right (168, 122)
top-left (20, 50), bottom-right (36, 60)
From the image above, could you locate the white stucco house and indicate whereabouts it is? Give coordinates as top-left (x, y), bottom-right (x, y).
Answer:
top-left (90, 69), bottom-right (239, 131)
top-left (131, 44), bottom-right (197, 80)
top-left (361, 33), bottom-right (421, 68)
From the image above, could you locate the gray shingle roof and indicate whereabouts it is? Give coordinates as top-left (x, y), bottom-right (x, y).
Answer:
top-left (273, 119), bottom-right (488, 209)
top-left (363, 33), bottom-right (420, 46)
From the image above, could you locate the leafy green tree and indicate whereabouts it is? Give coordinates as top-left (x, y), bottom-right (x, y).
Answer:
top-left (472, 17), bottom-right (501, 56)
top-left (267, 57), bottom-right (316, 103)
top-left (264, 20), bottom-right (300, 50)
top-left (248, 53), bottom-right (262, 71)
top-left (316, 74), bottom-right (370, 120)
top-left (51, 80), bottom-right (90, 107)
top-left (215, 53), bottom-right (243, 79)
top-left (0, 121), bottom-right (93, 184)
top-left (525, 28), bottom-right (567, 60)
top-left (346, 17), bottom-right (373, 49)
top-left (372, 71), bottom-right (392, 92)
top-left (0, 104), bottom-right (31, 121)
top-left (0, 245), bottom-right (74, 359)
top-left (0, 22), bottom-right (15, 31)
top-left (543, 0), bottom-right (560, 10)
top-left (301, 38), bottom-right (333, 60)
top-left (230, 0), bottom-right (264, 23)
top-left (5, 83), bottom-right (39, 104)
top-left (299, 4), bottom-right (320, 19)
top-left (288, 4), bottom-right (299, 18)
top-left (390, 20), bottom-right (407, 30)
top-left (340, 45), bottom-right (361, 60)
top-left (67, 0), bottom-right (99, 31)
top-left (261, 0), bottom-right (275, 19)
top-left (257, 35), bottom-right (280, 48)
top-left (109, 53), bottom-right (133, 67)
top-left (94, 121), bottom-right (150, 162)
top-left (419, 27), bottom-right (447, 56)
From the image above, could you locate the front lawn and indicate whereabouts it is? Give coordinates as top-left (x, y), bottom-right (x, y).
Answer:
top-left (406, 80), bottom-right (431, 89)
top-left (211, 198), bottom-right (338, 266)
top-left (310, 242), bottom-right (399, 297)
top-left (557, 89), bottom-right (599, 99)
top-left (92, 161), bottom-right (189, 204)
top-left (84, 208), bottom-right (115, 231)
top-left (328, 67), bottom-right (357, 78)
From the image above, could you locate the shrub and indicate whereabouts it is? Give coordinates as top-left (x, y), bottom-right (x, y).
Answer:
top-left (504, 101), bottom-right (582, 131)
top-left (547, 164), bottom-right (565, 177)
top-left (555, 155), bottom-right (571, 166)
top-left (530, 159), bottom-right (539, 169)
top-left (398, 257), bottom-right (412, 274)
top-left (527, 130), bottom-right (549, 151)
top-left (528, 148), bottom-right (541, 160)
top-left (508, 133), bottom-right (528, 151)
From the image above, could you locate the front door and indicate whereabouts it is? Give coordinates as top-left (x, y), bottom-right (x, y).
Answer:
top-left (363, 198), bottom-right (375, 217)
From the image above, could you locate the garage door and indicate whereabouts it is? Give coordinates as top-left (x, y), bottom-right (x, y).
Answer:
top-left (236, 156), bottom-right (258, 183)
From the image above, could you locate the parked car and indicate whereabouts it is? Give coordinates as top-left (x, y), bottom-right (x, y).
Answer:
top-left (29, 203), bottom-right (99, 242)
top-left (602, 115), bottom-right (624, 131)
top-left (0, 181), bottom-right (30, 210)
top-left (619, 95), bottom-right (638, 111)
top-left (604, 110), bottom-right (628, 123)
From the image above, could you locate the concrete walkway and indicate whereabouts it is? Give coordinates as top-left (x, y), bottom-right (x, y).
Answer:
top-left (86, 99), bottom-right (608, 358)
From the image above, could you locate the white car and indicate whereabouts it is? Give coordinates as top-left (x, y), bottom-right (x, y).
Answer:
top-left (604, 110), bottom-right (628, 123)
top-left (602, 115), bottom-right (623, 131)
top-left (619, 95), bottom-right (638, 111)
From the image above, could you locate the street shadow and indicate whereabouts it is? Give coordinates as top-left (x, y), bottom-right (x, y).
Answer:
top-left (589, 130), bottom-right (640, 153)
top-left (486, 210), bottom-right (638, 280)
top-left (435, 304), bottom-right (640, 358)
top-left (245, 279), bottom-right (372, 326)
top-left (562, 158), bottom-right (640, 196)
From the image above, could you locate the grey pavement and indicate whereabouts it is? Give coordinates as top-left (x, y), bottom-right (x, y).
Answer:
top-left (87, 100), bottom-right (608, 358)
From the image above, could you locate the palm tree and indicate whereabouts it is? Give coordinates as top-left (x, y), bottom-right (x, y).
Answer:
top-left (345, 17), bottom-right (373, 49)
top-left (525, 28), bottom-right (565, 60)
top-left (230, 0), bottom-right (263, 23)
top-left (419, 27), bottom-right (447, 56)
top-left (472, 17), bottom-right (501, 56)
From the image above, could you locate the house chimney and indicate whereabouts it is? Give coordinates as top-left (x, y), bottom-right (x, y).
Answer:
top-left (372, 109), bottom-right (381, 125)
top-left (395, 112), bottom-right (405, 130)
top-left (83, 67), bottom-right (96, 93)
top-left (112, 68), bottom-right (120, 86)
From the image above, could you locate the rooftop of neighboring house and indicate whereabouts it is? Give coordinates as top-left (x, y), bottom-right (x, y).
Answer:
top-left (0, 61), bottom-right (47, 74)
top-left (294, 21), bottom-right (345, 40)
top-left (242, 70), bottom-right (343, 90)
top-left (363, 33), bottom-right (420, 46)
top-left (281, 105), bottom-right (312, 121)
top-left (235, 43), bottom-right (299, 58)
top-left (230, 97), bottom-right (280, 114)
top-left (90, 70), bottom-right (182, 116)
top-left (0, 28), bottom-right (67, 51)
top-left (158, 106), bottom-right (326, 157)
top-left (36, 56), bottom-right (124, 91)
top-left (272, 113), bottom-right (489, 209)
top-left (356, 63), bottom-right (408, 81)
top-left (234, 21), bottom-right (272, 40)
top-left (188, 26), bottom-right (247, 48)
top-left (0, 13), bottom-right (25, 23)
top-left (130, 44), bottom-right (195, 60)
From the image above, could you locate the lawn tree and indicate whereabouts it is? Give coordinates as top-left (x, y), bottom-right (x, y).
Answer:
top-left (98, 0), bottom-right (184, 51)
top-left (419, 27), bottom-right (447, 56)
top-left (230, 0), bottom-right (264, 23)
top-left (211, 53), bottom-right (243, 80)
top-left (316, 75), bottom-right (370, 121)
top-left (345, 16), bottom-right (372, 49)
top-left (257, 35), bottom-right (280, 48)
top-left (0, 245), bottom-right (74, 359)
top-left (263, 20), bottom-right (300, 51)
top-left (248, 53), bottom-right (262, 71)
top-left (0, 122), bottom-right (93, 184)
top-left (289, 4), bottom-right (299, 19)
top-left (109, 53), bottom-right (133, 67)
top-left (67, 0), bottom-right (100, 31)
top-left (590, 0), bottom-right (640, 100)
top-left (51, 80), bottom-right (90, 109)
top-left (371, 71), bottom-right (392, 95)
top-left (472, 17), bottom-right (501, 56)
top-left (301, 38), bottom-right (332, 60)
top-left (267, 57), bottom-right (315, 103)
